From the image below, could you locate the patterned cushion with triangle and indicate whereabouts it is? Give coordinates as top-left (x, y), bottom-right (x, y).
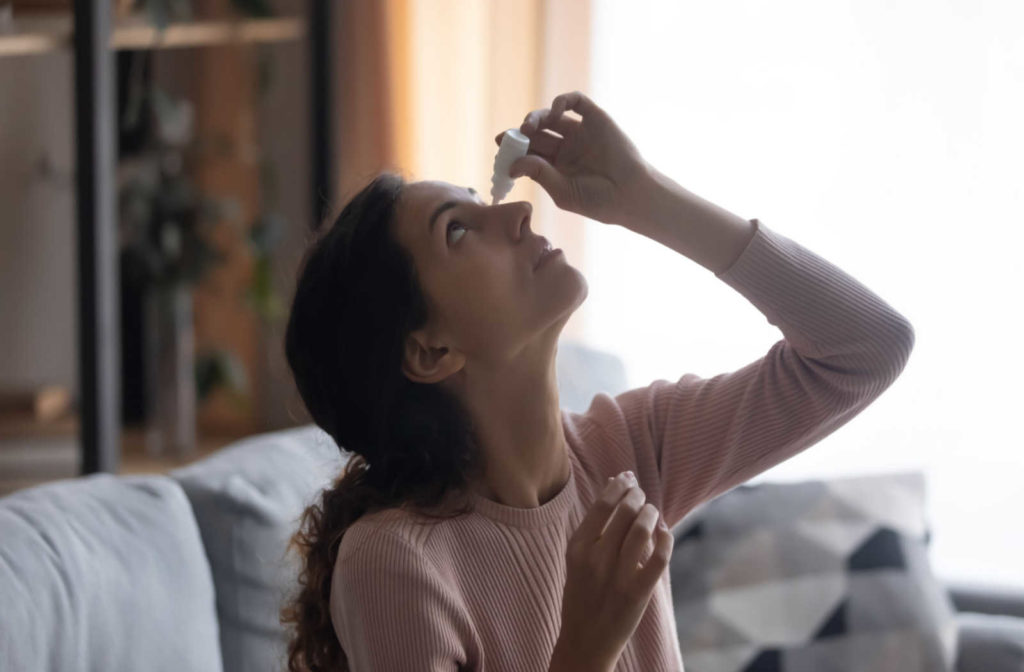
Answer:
top-left (668, 472), bottom-right (958, 672)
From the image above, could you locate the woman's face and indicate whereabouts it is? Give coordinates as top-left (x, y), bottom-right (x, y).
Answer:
top-left (392, 180), bottom-right (587, 377)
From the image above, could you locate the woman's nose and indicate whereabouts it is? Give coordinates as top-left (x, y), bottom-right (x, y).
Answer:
top-left (508, 200), bottom-right (532, 240)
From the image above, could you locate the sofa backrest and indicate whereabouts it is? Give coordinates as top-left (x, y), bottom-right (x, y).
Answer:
top-left (556, 338), bottom-right (630, 413)
top-left (0, 473), bottom-right (223, 672)
top-left (169, 425), bottom-right (349, 672)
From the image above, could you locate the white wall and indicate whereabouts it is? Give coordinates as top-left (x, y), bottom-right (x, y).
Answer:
top-left (588, 0), bottom-right (1023, 586)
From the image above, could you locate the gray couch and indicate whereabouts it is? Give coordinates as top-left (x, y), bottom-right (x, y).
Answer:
top-left (1, 340), bottom-right (1022, 672)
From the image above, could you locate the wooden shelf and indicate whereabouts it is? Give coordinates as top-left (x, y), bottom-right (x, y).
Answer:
top-left (0, 14), bottom-right (305, 57)
top-left (3, 0), bottom-right (332, 478)
top-left (0, 15), bottom-right (66, 56)
top-left (0, 410), bottom-right (77, 440)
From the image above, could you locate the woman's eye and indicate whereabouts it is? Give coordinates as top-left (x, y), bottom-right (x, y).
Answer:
top-left (447, 220), bottom-right (467, 244)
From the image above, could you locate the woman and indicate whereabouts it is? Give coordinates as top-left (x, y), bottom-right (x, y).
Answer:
top-left (280, 91), bottom-right (915, 672)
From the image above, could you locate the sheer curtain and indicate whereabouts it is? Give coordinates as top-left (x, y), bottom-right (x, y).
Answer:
top-left (584, 0), bottom-right (1023, 586)
top-left (327, 0), bottom-right (594, 344)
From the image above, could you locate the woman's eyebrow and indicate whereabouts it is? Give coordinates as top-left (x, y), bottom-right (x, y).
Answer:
top-left (427, 187), bottom-right (480, 237)
top-left (428, 201), bottom-right (459, 238)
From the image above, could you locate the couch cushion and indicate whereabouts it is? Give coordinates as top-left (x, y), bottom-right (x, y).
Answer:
top-left (556, 339), bottom-right (629, 413)
top-left (955, 612), bottom-right (1024, 672)
top-left (0, 473), bottom-right (222, 672)
top-left (668, 472), bottom-right (958, 672)
top-left (169, 425), bottom-right (348, 672)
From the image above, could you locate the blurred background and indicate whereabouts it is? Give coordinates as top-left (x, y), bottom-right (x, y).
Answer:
top-left (0, 0), bottom-right (1021, 589)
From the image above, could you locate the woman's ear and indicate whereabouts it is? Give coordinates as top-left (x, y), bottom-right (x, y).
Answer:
top-left (401, 332), bottom-right (461, 384)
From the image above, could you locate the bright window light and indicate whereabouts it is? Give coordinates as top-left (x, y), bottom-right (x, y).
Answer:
top-left (587, 0), bottom-right (1023, 586)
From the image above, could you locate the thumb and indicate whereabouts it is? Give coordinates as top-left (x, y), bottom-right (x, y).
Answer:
top-left (510, 155), bottom-right (568, 204)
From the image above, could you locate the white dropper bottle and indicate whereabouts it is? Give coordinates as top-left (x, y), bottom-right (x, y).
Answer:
top-left (490, 128), bottom-right (531, 205)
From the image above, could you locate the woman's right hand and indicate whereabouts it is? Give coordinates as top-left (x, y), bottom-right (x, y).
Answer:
top-left (494, 91), bottom-right (652, 227)
top-left (554, 471), bottom-right (674, 672)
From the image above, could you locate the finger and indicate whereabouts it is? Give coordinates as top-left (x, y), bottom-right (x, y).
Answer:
top-left (524, 129), bottom-right (563, 162)
top-left (542, 114), bottom-right (581, 140)
top-left (636, 525), bottom-right (674, 588)
top-left (497, 126), bottom-right (561, 156)
top-left (617, 503), bottom-right (659, 574)
top-left (576, 474), bottom-right (636, 543)
top-left (547, 90), bottom-right (599, 125)
top-left (509, 154), bottom-right (569, 205)
top-left (496, 127), bottom-right (563, 164)
top-left (524, 107), bottom-right (580, 139)
top-left (521, 108), bottom-right (550, 135)
top-left (598, 485), bottom-right (646, 553)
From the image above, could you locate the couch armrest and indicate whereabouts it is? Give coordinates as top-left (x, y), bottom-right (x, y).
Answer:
top-left (947, 580), bottom-right (1024, 619)
top-left (956, 612), bottom-right (1024, 672)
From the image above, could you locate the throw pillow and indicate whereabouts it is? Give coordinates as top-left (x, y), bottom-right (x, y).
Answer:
top-left (170, 425), bottom-right (349, 672)
top-left (668, 471), bottom-right (958, 672)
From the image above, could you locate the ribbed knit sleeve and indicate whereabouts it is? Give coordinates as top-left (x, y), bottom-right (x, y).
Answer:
top-left (330, 527), bottom-right (473, 671)
top-left (581, 218), bottom-right (916, 529)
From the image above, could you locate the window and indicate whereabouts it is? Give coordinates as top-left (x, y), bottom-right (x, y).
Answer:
top-left (587, 0), bottom-right (1024, 586)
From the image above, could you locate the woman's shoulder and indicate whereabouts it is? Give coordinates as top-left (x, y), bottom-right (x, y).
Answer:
top-left (327, 509), bottom-right (460, 646)
top-left (336, 502), bottom-right (467, 567)
top-left (335, 508), bottom-right (413, 562)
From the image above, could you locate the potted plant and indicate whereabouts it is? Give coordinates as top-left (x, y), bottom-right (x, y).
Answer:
top-left (118, 73), bottom-right (246, 456)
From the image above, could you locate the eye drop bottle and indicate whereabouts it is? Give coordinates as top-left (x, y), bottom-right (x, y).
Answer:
top-left (490, 128), bottom-right (530, 205)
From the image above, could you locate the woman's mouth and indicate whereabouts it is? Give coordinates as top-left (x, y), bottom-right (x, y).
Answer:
top-left (535, 246), bottom-right (563, 270)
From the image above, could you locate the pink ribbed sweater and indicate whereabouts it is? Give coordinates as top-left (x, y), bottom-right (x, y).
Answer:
top-left (328, 218), bottom-right (916, 671)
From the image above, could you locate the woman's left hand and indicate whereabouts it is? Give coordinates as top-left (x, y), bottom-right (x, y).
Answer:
top-left (494, 91), bottom-right (651, 226)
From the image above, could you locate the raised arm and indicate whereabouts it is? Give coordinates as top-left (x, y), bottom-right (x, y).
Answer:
top-left (578, 217), bottom-right (915, 528)
top-left (504, 90), bottom-right (915, 529)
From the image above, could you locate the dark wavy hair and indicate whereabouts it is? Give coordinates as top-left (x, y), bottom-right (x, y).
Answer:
top-left (279, 172), bottom-right (486, 672)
